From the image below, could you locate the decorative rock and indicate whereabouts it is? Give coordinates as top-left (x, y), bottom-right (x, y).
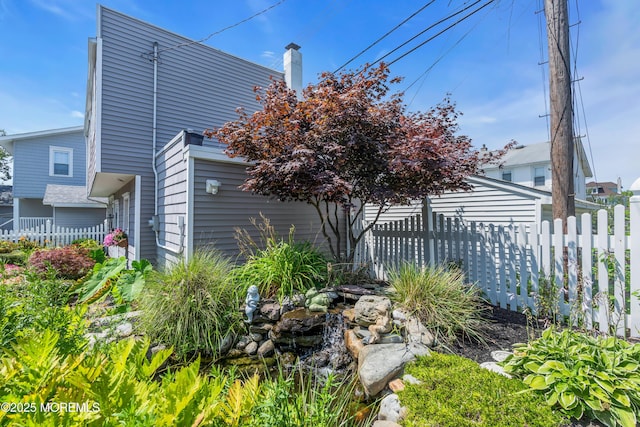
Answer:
top-left (388, 379), bottom-right (405, 392)
top-left (344, 329), bottom-right (365, 360)
top-left (402, 374), bottom-right (422, 385)
top-left (378, 393), bottom-right (407, 422)
top-left (150, 344), bottom-right (167, 356)
top-left (372, 421), bottom-right (402, 427)
top-left (405, 318), bottom-right (435, 347)
top-left (491, 350), bottom-right (512, 362)
top-left (354, 295), bottom-right (392, 327)
top-left (250, 324), bottom-right (272, 335)
top-left (479, 361), bottom-right (512, 378)
top-left (335, 285), bottom-right (376, 296)
top-left (260, 303), bottom-right (281, 321)
top-left (377, 334), bottom-right (404, 344)
top-left (250, 332), bottom-right (263, 342)
top-left (342, 308), bottom-right (356, 323)
top-left (236, 335), bottom-right (251, 350)
top-left (218, 333), bottom-right (235, 354)
top-left (115, 322), bottom-right (133, 337)
top-left (358, 343), bottom-right (430, 397)
top-left (368, 309), bottom-right (392, 344)
top-left (257, 339), bottom-right (275, 357)
top-left (391, 309), bottom-right (408, 322)
top-left (91, 310), bottom-right (142, 328)
top-left (244, 341), bottom-right (258, 355)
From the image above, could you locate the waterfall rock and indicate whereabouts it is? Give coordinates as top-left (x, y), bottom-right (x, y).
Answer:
top-left (378, 393), bottom-right (407, 422)
top-left (344, 328), bottom-right (365, 359)
top-left (260, 302), bottom-right (281, 321)
top-left (257, 339), bottom-right (275, 357)
top-left (244, 341), bottom-right (258, 355)
top-left (372, 422), bottom-right (402, 427)
top-left (354, 295), bottom-right (392, 327)
top-left (358, 343), bottom-right (430, 397)
top-left (270, 308), bottom-right (326, 349)
top-left (404, 318), bottom-right (435, 347)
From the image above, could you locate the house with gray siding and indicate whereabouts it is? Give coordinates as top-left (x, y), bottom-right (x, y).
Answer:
top-left (0, 127), bottom-right (106, 230)
top-left (85, 6), bottom-right (329, 266)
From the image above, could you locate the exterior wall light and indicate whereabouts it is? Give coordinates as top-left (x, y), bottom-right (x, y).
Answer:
top-left (205, 179), bottom-right (221, 195)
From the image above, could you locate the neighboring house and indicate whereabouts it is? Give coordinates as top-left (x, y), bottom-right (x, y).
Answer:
top-left (85, 7), bottom-right (327, 266)
top-left (586, 180), bottom-right (621, 204)
top-left (0, 185), bottom-right (13, 231)
top-left (0, 127), bottom-right (106, 230)
top-left (365, 175), bottom-right (600, 231)
top-left (481, 140), bottom-right (593, 200)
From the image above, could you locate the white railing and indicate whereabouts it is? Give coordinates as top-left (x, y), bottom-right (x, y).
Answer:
top-left (354, 204), bottom-right (640, 338)
top-left (0, 220), bottom-right (108, 247)
top-left (19, 217), bottom-right (53, 230)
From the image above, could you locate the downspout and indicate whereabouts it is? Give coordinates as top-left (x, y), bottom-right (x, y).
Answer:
top-left (151, 41), bottom-right (184, 255)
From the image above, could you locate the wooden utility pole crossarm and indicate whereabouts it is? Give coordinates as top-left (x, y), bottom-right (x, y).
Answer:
top-left (545, 0), bottom-right (575, 229)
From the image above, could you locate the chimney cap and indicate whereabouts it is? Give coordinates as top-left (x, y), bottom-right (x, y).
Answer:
top-left (285, 42), bottom-right (301, 51)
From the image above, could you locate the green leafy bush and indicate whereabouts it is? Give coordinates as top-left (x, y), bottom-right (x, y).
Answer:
top-left (399, 352), bottom-right (566, 427)
top-left (0, 240), bottom-right (17, 254)
top-left (28, 246), bottom-right (95, 279)
top-left (0, 250), bottom-right (28, 266)
top-left (139, 250), bottom-right (243, 359)
top-left (502, 328), bottom-right (640, 427)
top-left (388, 262), bottom-right (487, 342)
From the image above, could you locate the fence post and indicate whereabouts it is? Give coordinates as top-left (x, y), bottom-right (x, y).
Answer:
top-left (629, 178), bottom-right (640, 337)
top-left (421, 198), bottom-right (434, 267)
top-left (45, 220), bottom-right (52, 247)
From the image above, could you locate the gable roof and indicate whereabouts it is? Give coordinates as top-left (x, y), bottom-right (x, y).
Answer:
top-left (481, 139), bottom-right (593, 178)
top-left (0, 126), bottom-right (84, 155)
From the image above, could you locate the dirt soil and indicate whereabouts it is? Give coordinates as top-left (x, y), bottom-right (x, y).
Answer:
top-left (448, 303), bottom-right (537, 363)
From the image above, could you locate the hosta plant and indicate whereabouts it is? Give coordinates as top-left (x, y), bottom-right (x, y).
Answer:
top-left (502, 328), bottom-right (640, 427)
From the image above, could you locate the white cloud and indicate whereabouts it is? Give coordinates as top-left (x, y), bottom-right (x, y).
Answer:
top-left (70, 110), bottom-right (84, 119)
top-left (28, 0), bottom-right (93, 21)
top-left (261, 50), bottom-right (275, 60)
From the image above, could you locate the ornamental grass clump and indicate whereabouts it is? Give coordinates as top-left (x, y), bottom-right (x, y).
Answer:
top-left (232, 216), bottom-right (329, 299)
top-left (139, 250), bottom-right (243, 359)
top-left (388, 262), bottom-right (487, 343)
top-left (502, 327), bottom-right (640, 427)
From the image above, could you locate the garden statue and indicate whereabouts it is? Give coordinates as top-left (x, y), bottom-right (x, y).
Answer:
top-left (305, 288), bottom-right (331, 312)
top-left (245, 285), bottom-right (260, 323)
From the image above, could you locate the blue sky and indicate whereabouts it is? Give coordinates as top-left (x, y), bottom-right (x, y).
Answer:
top-left (0, 0), bottom-right (638, 189)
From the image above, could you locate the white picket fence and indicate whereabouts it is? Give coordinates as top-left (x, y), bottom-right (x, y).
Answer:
top-left (0, 220), bottom-right (108, 247)
top-left (353, 203), bottom-right (640, 338)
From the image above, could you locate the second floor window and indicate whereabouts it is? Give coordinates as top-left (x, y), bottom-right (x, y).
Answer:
top-left (502, 170), bottom-right (512, 182)
top-left (534, 167), bottom-right (545, 187)
top-left (50, 146), bottom-right (73, 177)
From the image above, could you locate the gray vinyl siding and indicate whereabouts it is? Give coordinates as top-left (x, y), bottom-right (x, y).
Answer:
top-left (17, 198), bottom-right (53, 218)
top-left (13, 130), bottom-right (85, 199)
top-left (155, 136), bottom-right (188, 266)
top-left (192, 159), bottom-right (331, 262)
top-left (53, 208), bottom-right (106, 228)
top-left (96, 6), bottom-right (282, 264)
top-left (365, 200), bottom-right (423, 223)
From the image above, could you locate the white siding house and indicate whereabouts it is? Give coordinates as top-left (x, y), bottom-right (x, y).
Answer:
top-left (481, 139), bottom-right (593, 200)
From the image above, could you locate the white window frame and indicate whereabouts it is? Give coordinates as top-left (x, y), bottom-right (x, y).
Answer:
top-left (49, 146), bottom-right (73, 177)
top-left (122, 192), bottom-right (130, 235)
top-left (501, 170), bottom-right (512, 182)
top-left (113, 199), bottom-right (120, 230)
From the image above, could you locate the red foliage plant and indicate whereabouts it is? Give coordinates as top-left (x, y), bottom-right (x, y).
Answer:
top-left (207, 63), bottom-right (510, 262)
top-left (28, 246), bottom-right (96, 280)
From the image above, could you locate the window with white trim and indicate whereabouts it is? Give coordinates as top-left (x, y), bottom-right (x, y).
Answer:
top-left (501, 170), bottom-right (512, 182)
top-left (49, 146), bottom-right (73, 177)
top-left (122, 192), bottom-right (130, 235)
top-left (113, 199), bottom-right (120, 230)
top-left (534, 167), bottom-right (545, 187)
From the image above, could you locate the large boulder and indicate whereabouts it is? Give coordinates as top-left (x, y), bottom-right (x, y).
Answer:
top-left (358, 343), bottom-right (430, 397)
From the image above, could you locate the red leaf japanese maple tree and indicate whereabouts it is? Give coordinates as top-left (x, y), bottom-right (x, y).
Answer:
top-left (209, 63), bottom-right (498, 263)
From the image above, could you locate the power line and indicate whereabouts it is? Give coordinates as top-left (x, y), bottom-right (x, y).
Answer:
top-left (153, 0), bottom-right (287, 55)
top-left (333, 0), bottom-right (437, 73)
top-left (373, 0), bottom-right (486, 66)
top-left (386, 0), bottom-right (498, 67)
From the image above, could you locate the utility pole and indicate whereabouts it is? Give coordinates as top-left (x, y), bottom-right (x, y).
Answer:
top-left (544, 0), bottom-right (575, 229)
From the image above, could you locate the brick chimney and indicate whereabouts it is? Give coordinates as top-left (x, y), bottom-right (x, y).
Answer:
top-left (284, 43), bottom-right (302, 99)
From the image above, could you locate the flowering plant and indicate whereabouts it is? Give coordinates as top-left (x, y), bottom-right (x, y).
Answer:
top-left (103, 228), bottom-right (128, 246)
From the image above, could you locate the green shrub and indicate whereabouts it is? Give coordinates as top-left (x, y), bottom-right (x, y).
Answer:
top-left (388, 262), bottom-right (487, 342)
top-left (28, 246), bottom-right (95, 279)
top-left (0, 250), bottom-right (28, 266)
top-left (502, 328), bottom-right (640, 427)
top-left (139, 250), bottom-right (242, 359)
top-left (0, 240), bottom-right (17, 254)
top-left (399, 352), bottom-right (566, 427)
